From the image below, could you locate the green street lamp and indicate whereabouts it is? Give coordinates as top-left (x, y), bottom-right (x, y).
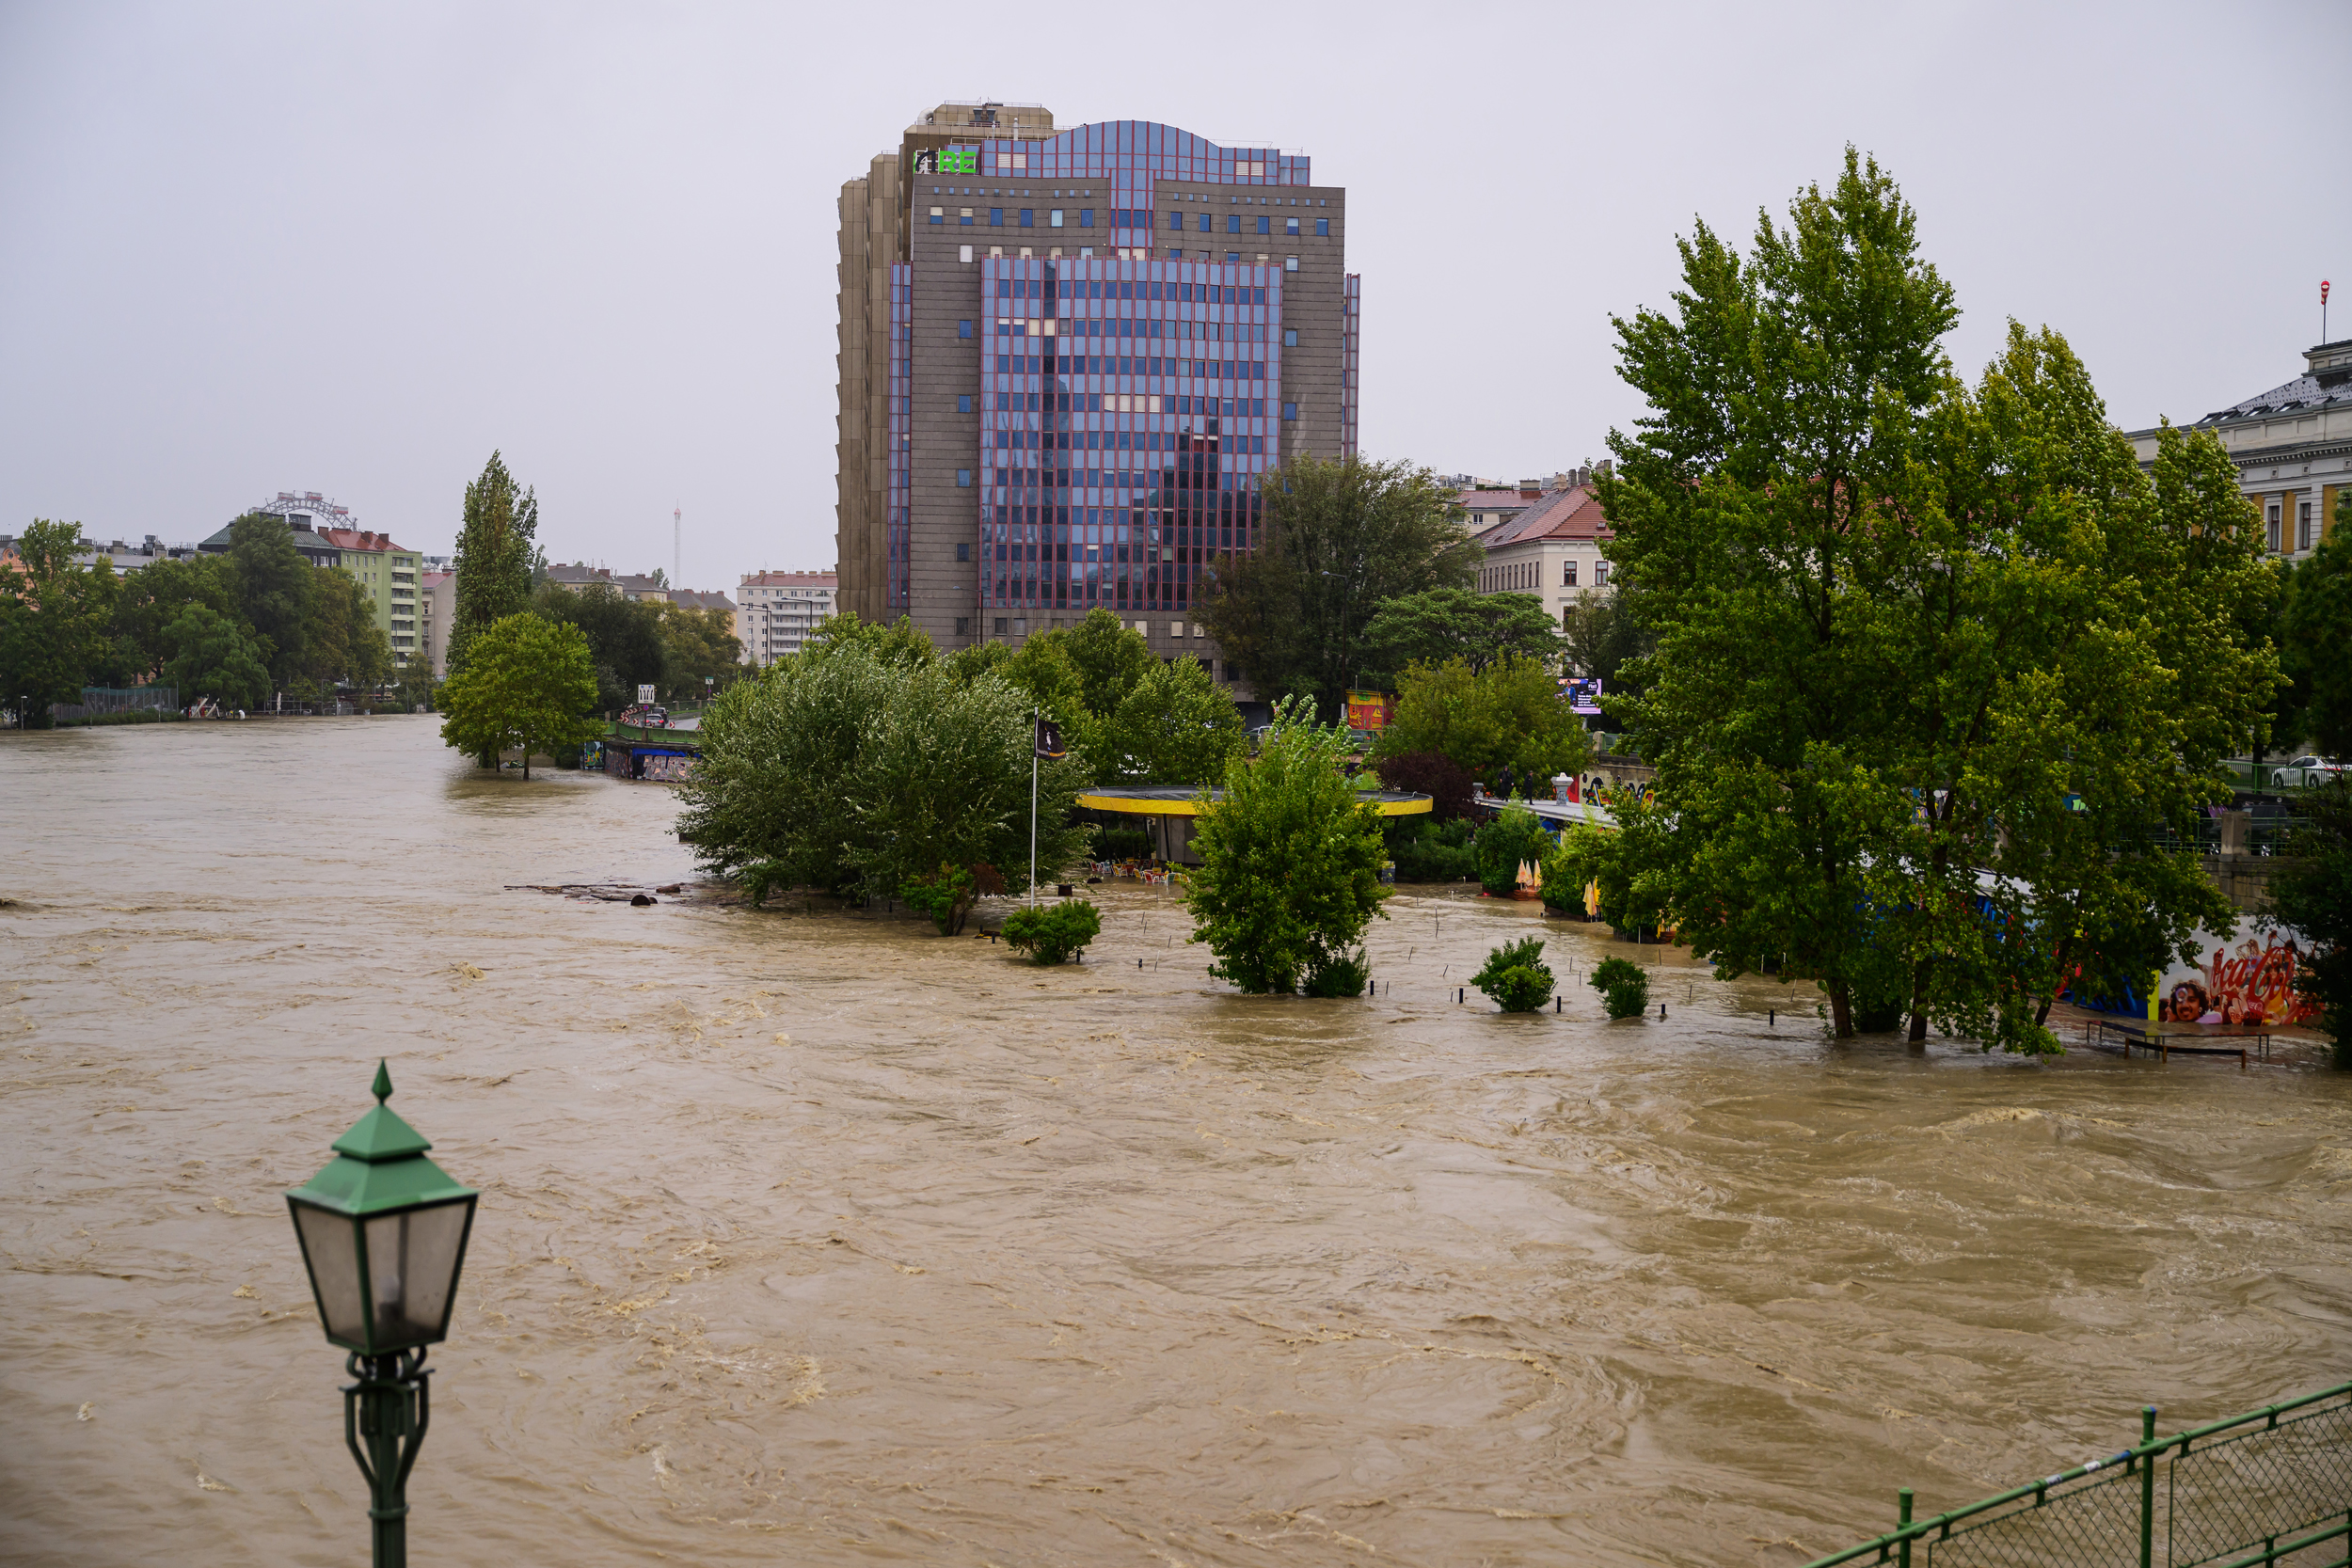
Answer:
top-left (285, 1062), bottom-right (478, 1568)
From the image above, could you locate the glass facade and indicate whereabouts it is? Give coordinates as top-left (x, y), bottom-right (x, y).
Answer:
top-left (880, 115), bottom-right (1353, 645)
top-left (977, 255), bottom-right (1280, 614)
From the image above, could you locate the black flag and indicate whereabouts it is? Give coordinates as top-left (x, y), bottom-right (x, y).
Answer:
top-left (1034, 716), bottom-right (1066, 759)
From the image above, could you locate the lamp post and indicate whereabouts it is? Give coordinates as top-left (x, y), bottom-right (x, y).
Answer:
top-left (284, 1062), bottom-right (478, 1568)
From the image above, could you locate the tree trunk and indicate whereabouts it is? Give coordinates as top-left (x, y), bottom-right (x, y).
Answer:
top-left (1829, 981), bottom-right (1854, 1038)
top-left (522, 753), bottom-right (531, 781)
top-left (1907, 960), bottom-right (1931, 1046)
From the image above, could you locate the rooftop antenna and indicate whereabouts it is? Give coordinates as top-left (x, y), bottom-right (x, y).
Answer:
top-left (674, 502), bottom-right (681, 589)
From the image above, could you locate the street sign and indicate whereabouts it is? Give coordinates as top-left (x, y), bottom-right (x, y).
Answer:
top-left (637, 685), bottom-right (656, 705)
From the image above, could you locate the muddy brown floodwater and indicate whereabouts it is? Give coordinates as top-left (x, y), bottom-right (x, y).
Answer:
top-left (3, 718), bottom-right (2348, 1567)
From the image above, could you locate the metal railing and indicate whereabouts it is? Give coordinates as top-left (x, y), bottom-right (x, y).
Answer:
top-left (1804, 1381), bottom-right (2351, 1568)
top-left (48, 685), bottom-right (177, 721)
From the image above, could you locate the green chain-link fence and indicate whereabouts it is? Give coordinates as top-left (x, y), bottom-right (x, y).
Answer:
top-left (1805, 1381), bottom-right (2351, 1568)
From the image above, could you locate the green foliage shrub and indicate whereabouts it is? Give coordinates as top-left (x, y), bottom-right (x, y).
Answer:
top-left (1302, 948), bottom-right (1373, 998)
top-left (1387, 816), bottom-right (1476, 882)
top-left (1371, 750), bottom-right (1472, 822)
top-left (1003, 899), bottom-right (1102, 965)
top-left (1590, 957), bottom-right (1650, 1020)
top-left (1475, 806), bottom-right (1547, 896)
top-left (1472, 935), bottom-right (1554, 1013)
top-left (901, 861), bottom-right (980, 936)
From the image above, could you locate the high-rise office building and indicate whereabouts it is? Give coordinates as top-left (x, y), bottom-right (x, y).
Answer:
top-left (834, 102), bottom-right (1358, 678)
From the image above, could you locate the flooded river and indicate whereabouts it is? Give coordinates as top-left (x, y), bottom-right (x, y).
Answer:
top-left (3, 718), bottom-right (2347, 1567)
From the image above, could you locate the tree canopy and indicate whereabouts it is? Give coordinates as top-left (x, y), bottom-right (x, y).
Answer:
top-left (658, 600), bottom-right (744, 703)
top-left (161, 603), bottom-right (271, 710)
top-left (0, 520), bottom-right (115, 725)
top-left (1359, 586), bottom-right (1563, 685)
top-left (1184, 696), bottom-right (1388, 995)
top-left (1586, 149), bottom-right (2279, 1053)
top-left (1000, 608), bottom-right (1245, 785)
top-left (1197, 456), bottom-right (1477, 720)
top-left (449, 451), bottom-right (539, 673)
top-left (532, 580), bottom-right (668, 714)
top-left (2281, 494), bottom-right (2352, 760)
top-left (436, 611), bottom-right (599, 778)
top-left (1370, 655), bottom-right (1593, 784)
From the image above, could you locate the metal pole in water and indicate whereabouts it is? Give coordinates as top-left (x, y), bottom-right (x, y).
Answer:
top-left (1898, 1489), bottom-right (1914, 1568)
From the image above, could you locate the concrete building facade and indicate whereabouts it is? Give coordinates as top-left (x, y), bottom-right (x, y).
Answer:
top-left (316, 528), bottom-right (421, 670)
top-left (420, 568), bottom-right (453, 677)
top-left (834, 103), bottom-right (1358, 685)
top-left (2125, 338), bottom-right (2352, 559)
top-left (738, 570), bottom-right (838, 666)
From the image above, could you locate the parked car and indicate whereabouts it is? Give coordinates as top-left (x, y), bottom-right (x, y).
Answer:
top-left (622, 704), bottom-right (670, 729)
top-left (2271, 754), bottom-right (2345, 788)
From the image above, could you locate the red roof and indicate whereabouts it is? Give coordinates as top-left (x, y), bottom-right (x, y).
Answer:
top-left (316, 527), bottom-right (407, 553)
top-left (1471, 484), bottom-right (1611, 547)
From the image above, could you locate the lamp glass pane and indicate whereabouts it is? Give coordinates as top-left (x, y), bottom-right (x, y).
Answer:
top-left (363, 1199), bottom-right (470, 1348)
top-left (294, 1202), bottom-right (367, 1344)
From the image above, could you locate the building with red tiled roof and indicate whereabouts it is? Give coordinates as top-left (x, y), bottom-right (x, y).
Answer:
top-left (314, 528), bottom-right (422, 672)
top-left (1471, 483), bottom-right (1614, 626)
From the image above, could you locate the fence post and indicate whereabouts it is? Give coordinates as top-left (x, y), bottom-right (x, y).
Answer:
top-left (1898, 1489), bottom-right (1913, 1568)
top-left (2140, 1405), bottom-right (2157, 1568)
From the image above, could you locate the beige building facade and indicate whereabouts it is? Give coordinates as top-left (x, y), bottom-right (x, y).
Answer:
top-left (2124, 338), bottom-right (2352, 558)
top-left (737, 570), bottom-right (838, 666)
top-left (1470, 483), bottom-right (1614, 628)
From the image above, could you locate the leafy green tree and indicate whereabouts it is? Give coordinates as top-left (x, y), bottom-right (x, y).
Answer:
top-left (1184, 695), bottom-right (1388, 993)
top-left (658, 600), bottom-right (743, 704)
top-left (901, 862), bottom-right (981, 936)
top-left (2282, 499), bottom-right (2352, 760)
top-left (160, 603), bottom-right (271, 709)
top-left (533, 580), bottom-right (669, 714)
top-left (1003, 609), bottom-right (1244, 784)
top-left (1475, 804), bottom-right (1548, 896)
top-left (1590, 957), bottom-right (1650, 1020)
top-left (302, 569), bottom-right (392, 690)
top-left (1560, 587), bottom-right (1656, 695)
top-left (1002, 900), bottom-right (1102, 964)
top-left (436, 612), bottom-right (599, 779)
top-left (2267, 779), bottom-right (2352, 1066)
top-left (226, 512), bottom-right (313, 684)
top-left (0, 519), bottom-right (114, 725)
top-left (800, 610), bottom-right (937, 670)
top-left (1472, 935), bottom-right (1554, 1012)
top-left (678, 639), bottom-right (1087, 902)
top-left (448, 451), bottom-right (539, 674)
top-left (1371, 656), bottom-right (1593, 784)
top-left (1198, 456), bottom-right (1478, 720)
top-left (112, 553), bottom-right (239, 684)
top-left (1361, 586), bottom-right (1563, 684)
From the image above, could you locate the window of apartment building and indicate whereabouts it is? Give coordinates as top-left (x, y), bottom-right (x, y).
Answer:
top-left (1020, 209), bottom-right (1034, 227)
top-left (1168, 211), bottom-right (1182, 230)
top-left (991, 208), bottom-right (1004, 226)
top-left (957, 394), bottom-right (972, 413)
top-left (1197, 213), bottom-right (1212, 231)
top-left (2267, 499), bottom-right (2283, 553)
top-left (955, 542), bottom-right (970, 561)
top-left (955, 617), bottom-right (970, 637)
top-left (1050, 209), bottom-right (1064, 228)
top-left (956, 469), bottom-right (972, 487)
top-left (1283, 328), bottom-right (1298, 347)
top-left (960, 208), bottom-right (974, 225)
top-left (1285, 256), bottom-right (1298, 272)
top-left (930, 207), bottom-right (944, 224)
top-left (2299, 499), bottom-right (2313, 551)
top-left (1596, 561), bottom-right (1611, 585)
top-left (994, 617), bottom-right (1009, 634)
top-left (1225, 214), bottom-right (1239, 233)
top-left (1563, 561), bottom-right (1577, 586)
top-left (1285, 216), bottom-right (1300, 235)
top-left (1316, 218), bottom-right (1330, 236)
top-left (959, 319), bottom-right (972, 338)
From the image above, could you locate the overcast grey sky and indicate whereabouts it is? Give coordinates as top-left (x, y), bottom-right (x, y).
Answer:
top-left (4, 1), bottom-right (2345, 587)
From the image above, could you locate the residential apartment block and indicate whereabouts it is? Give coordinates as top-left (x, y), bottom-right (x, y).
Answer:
top-left (1470, 482), bottom-right (1614, 626)
top-left (738, 570), bottom-right (838, 666)
top-left (2125, 338), bottom-right (2352, 558)
top-left (834, 102), bottom-right (1358, 683)
top-left (420, 568), bottom-right (453, 677)
top-left (198, 496), bottom-right (420, 671)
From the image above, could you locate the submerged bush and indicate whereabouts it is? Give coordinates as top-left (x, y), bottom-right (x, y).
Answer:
top-left (1472, 935), bottom-right (1554, 1013)
top-left (1003, 899), bottom-right (1102, 965)
top-left (901, 861), bottom-right (980, 936)
top-left (1590, 956), bottom-right (1650, 1020)
top-left (1302, 947), bottom-right (1373, 998)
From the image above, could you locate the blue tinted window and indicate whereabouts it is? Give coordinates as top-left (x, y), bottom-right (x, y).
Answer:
top-left (1168, 211), bottom-right (1181, 230)
top-left (1079, 209), bottom-right (1093, 228)
top-left (991, 208), bottom-right (1003, 227)
top-left (1020, 209), bottom-right (1034, 228)
top-left (1316, 218), bottom-right (1329, 236)
top-left (959, 394), bottom-right (973, 413)
top-left (1282, 403), bottom-right (1297, 421)
top-left (959, 320), bottom-right (972, 339)
top-left (1283, 328), bottom-right (1297, 347)
top-left (1197, 213), bottom-right (1211, 231)
top-left (1226, 214), bottom-right (1240, 233)
top-left (1286, 216), bottom-right (1299, 235)
top-left (1256, 215), bottom-right (1269, 234)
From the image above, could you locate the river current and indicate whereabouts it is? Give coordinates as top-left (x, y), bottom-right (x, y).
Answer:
top-left (2, 718), bottom-right (2346, 1566)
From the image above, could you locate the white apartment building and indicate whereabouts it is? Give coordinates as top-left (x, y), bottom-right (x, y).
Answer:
top-left (1470, 482), bottom-right (1613, 626)
top-left (738, 570), bottom-right (838, 666)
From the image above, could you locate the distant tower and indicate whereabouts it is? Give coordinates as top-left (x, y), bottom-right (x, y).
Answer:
top-left (674, 502), bottom-right (681, 589)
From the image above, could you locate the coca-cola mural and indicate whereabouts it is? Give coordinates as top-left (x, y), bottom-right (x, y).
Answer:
top-left (2155, 927), bottom-right (2319, 1027)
